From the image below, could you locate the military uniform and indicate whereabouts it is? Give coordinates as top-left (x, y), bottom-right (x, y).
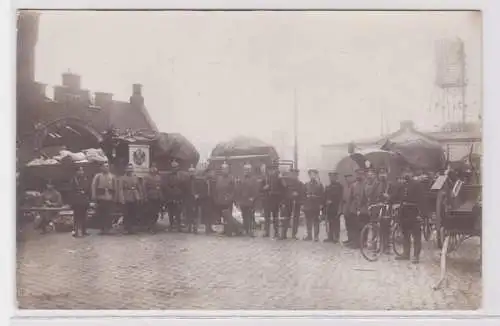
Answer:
top-left (280, 170), bottom-right (304, 239)
top-left (143, 172), bottom-right (164, 231)
top-left (164, 169), bottom-right (187, 232)
top-left (91, 171), bottom-right (119, 233)
top-left (346, 170), bottom-right (367, 248)
top-left (118, 172), bottom-right (144, 233)
top-left (376, 169), bottom-right (394, 252)
top-left (303, 171), bottom-right (324, 241)
top-left (235, 173), bottom-right (259, 236)
top-left (185, 172), bottom-right (204, 234)
top-left (214, 173), bottom-right (240, 235)
top-left (260, 169), bottom-right (285, 238)
top-left (323, 173), bottom-right (343, 242)
top-left (395, 173), bottom-right (425, 262)
top-left (69, 172), bottom-right (91, 236)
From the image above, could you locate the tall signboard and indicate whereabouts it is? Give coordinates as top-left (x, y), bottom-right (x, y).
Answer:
top-left (129, 144), bottom-right (150, 177)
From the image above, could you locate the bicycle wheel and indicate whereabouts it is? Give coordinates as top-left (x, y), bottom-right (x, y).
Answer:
top-left (392, 223), bottom-right (404, 257)
top-left (360, 223), bottom-right (382, 262)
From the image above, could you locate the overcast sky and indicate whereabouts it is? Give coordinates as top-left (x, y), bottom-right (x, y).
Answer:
top-left (35, 10), bottom-right (481, 163)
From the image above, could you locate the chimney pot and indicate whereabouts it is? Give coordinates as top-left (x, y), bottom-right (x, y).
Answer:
top-left (62, 72), bottom-right (81, 90)
top-left (132, 83), bottom-right (143, 96)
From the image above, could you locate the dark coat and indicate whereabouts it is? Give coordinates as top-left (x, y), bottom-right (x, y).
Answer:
top-left (69, 175), bottom-right (91, 206)
top-left (214, 175), bottom-right (236, 206)
top-left (303, 180), bottom-right (324, 212)
top-left (163, 170), bottom-right (187, 202)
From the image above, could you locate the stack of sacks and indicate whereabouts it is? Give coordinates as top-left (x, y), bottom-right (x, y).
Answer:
top-left (26, 158), bottom-right (60, 166)
top-left (83, 148), bottom-right (108, 163)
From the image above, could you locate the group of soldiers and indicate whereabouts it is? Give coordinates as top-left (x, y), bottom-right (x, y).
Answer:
top-left (61, 157), bottom-right (429, 264)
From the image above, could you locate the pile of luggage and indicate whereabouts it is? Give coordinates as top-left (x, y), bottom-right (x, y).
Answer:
top-left (26, 148), bottom-right (108, 166)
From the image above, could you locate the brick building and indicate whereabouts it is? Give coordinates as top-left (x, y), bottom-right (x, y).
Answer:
top-left (16, 11), bottom-right (158, 165)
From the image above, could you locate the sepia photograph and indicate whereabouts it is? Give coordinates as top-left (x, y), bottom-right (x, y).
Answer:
top-left (15, 9), bottom-right (482, 311)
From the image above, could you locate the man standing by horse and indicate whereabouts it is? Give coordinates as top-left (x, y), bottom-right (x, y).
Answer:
top-left (323, 171), bottom-right (344, 243)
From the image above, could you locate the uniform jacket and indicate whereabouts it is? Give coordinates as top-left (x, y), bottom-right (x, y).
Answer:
top-left (347, 180), bottom-right (367, 214)
top-left (394, 179), bottom-right (425, 209)
top-left (281, 176), bottom-right (305, 202)
top-left (118, 174), bottom-right (143, 204)
top-left (42, 189), bottom-right (63, 207)
top-left (364, 180), bottom-right (381, 207)
top-left (69, 175), bottom-right (91, 206)
top-left (303, 180), bottom-right (325, 212)
top-left (143, 173), bottom-right (164, 201)
top-left (260, 173), bottom-right (285, 201)
top-left (214, 174), bottom-right (236, 206)
top-left (235, 175), bottom-right (259, 207)
top-left (324, 181), bottom-right (344, 209)
top-left (91, 172), bottom-right (119, 201)
top-left (191, 175), bottom-right (210, 200)
top-left (163, 170), bottom-right (187, 202)
top-left (342, 182), bottom-right (354, 215)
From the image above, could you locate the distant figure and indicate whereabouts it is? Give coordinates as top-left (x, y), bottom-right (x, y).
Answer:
top-left (214, 162), bottom-right (240, 236)
top-left (69, 166), bottom-right (91, 237)
top-left (235, 163), bottom-right (259, 236)
top-left (260, 164), bottom-right (285, 239)
top-left (394, 167), bottom-right (425, 264)
top-left (323, 171), bottom-right (343, 243)
top-left (38, 181), bottom-right (63, 234)
top-left (164, 160), bottom-right (185, 232)
top-left (280, 167), bottom-right (304, 240)
top-left (118, 163), bottom-right (143, 234)
top-left (303, 169), bottom-right (324, 242)
top-left (91, 162), bottom-right (119, 234)
top-left (185, 165), bottom-right (201, 234)
top-left (143, 163), bottom-right (164, 233)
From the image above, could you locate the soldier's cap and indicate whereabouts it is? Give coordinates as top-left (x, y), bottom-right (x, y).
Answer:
top-left (378, 167), bottom-right (388, 173)
top-left (344, 173), bottom-right (353, 178)
top-left (328, 171), bottom-right (338, 176)
top-left (307, 168), bottom-right (319, 174)
top-left (355, 167), bottom-right (366, 173)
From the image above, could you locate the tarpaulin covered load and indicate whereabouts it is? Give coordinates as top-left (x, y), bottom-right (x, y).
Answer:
top-left (381, 139), bottom-right (446, 171)
top-left (152, 132), bottom-right (200, 170)
top-left (336, 149), bottom-right (406, 185)
top-left (210, 136), bottom-right (279, 160)
top-left (208, 136), bottom-right (279, 175)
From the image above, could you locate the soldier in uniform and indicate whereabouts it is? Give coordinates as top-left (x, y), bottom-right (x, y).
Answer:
top-left (394, 166), bottom-right (425, 263)
top-left (290, 168), bottom-right (304, 240)
top-left (214, 162), bottom-right (240, 236)
top-left (143, 163), bottom-right (164, 233)
top-left (185, 165), bottom-right (201, 234)
top-left (323, 171), bottom-right (344, 243)
top-left (377, 167), bottom-right (393, 253)
top-left (164, 160), bottom-right (186, 232)
top-left (203, 169), bottom-right (217, 234)
top-left (280, 167), bottom-right (304, 240)
top-left (69, 166), bottom-right (91, 237)
top-left (303, 169), bottom-right (324, 242)
top-left (342, 173), bottom-right (355, 245)
top-left (260, 164), bottom-right (285, 239)
top-left (118, 163), bottom-right (144, 234)
top-left (346, 168), bottom-right (367, 248)
top-left (91, 162), bottom-right (119, 235)
top-left (235, 163), bottom-right (259, 236)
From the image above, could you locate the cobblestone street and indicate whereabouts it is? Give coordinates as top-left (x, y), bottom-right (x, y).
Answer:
top-left (16, 221), bottom-right (481, 310)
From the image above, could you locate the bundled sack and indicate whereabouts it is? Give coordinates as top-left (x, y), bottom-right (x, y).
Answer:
top-left (83, 148), bottom-right (108, 163)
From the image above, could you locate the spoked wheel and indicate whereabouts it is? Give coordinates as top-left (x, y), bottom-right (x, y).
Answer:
top-left (391, 223), bottom-right (405, 257)
top-left (360, 223), bottom-right (382, 262)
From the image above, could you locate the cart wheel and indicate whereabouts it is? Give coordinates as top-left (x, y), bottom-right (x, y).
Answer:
top-left (360, 223), bottom-right (381, 262)
top-left (392, 223), bottom-right (404, 257)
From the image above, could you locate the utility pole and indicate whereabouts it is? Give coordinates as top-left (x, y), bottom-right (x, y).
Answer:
top-left (293, 88), bottom-right (299, 170)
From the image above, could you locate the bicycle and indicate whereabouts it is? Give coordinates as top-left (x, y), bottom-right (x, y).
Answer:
top-left (360, 202), bottom-right (404, 262)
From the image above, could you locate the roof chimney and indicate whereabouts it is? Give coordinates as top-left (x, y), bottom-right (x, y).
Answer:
top-left (94, 92), bottom-right (114, 107)
top-left (130, 83), bottom-right (144, 107)
top-left (400, 120), bottom-right (415, 130)
top-left (62, 72), bottom-right (81, 90)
